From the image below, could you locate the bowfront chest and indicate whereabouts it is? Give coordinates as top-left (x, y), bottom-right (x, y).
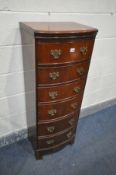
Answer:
top-left (21, 22), bottom-right (98, 159)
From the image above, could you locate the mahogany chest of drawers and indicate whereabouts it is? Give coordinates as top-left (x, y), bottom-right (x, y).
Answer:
top-left (20, 22), bottom-right (98, 159)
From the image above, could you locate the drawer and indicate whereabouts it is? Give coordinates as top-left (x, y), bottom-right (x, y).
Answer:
top-left (37, 61), bottom-right (90, 85)
top-left (38, 128), bottom-right (75, 149)
top-left (36, 39), bottom-right (94, 65)
top-left (37, 78), bottom-right (86, 102)
top-left (37, 139), bottom-right (73, 153)
top-left (38, 111), bottom-right (79, 136)
top-left (38, 96), bottom-right (81, 121)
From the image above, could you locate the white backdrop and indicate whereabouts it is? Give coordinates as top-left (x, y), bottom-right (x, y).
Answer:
top-left (0, 0), bottom-right (116, 138)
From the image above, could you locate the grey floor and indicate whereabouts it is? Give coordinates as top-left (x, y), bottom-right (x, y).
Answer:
top-left (0, 105), bottom-right (116, 175)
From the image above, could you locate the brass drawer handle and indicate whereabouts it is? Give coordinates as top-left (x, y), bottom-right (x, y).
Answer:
top-left (71, 102), bottom-right (78, 109)
top-left (73, 87), bottom-right (80, 94)
top-left (46, 139), bottom-right (54, 145)
top-left (67, 131), bottom-right (72, 139)
top-left (49, 91), bottom-right (58, 100)
top-left (48, 109), bottom-right (57, 117)
top-left (50, 49), bottom-right (62, 59)
top-left (77, 67), bottom-right (84, 75)
top-left (49, 72), bottom-right (60, 80)
top-left (68, 118), bottom-right (75, 126)
top-left (80, 47), bottom-right (88, 55)
top-left (47, 126), bottom-right (55, 133)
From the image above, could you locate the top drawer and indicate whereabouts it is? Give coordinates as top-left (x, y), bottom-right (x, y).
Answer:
top-left (36, 39), bottom-right (95, 65)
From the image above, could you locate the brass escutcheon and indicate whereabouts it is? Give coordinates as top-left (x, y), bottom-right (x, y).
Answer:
top-left (46, 139), bottom-right (54, 145)
top-left (48, 109), bottom-right (57, 117)
top-left (47, 126), bottom-right (55, 133)
top-left (71, 102), bottom-right (78, 109)
top-left (73, 87), bottom-right (80, 94)
top-left (77, 67), bottom-right (84, 75)
top-left (67, 132), bottom-right (72, 139)
top-left (50, 49), bottom-right (62, 59)
top-left (80, 47), bottom-right (88, 55)
top-left (68, 118), bottom-right (75, 126)
top-left (49, 91), bottom-right (58, 99)
top-left (49, 72), bottom-right (60, 80)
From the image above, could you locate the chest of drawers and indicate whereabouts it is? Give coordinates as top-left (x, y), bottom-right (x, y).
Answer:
top-left (20, 22), bottom-right (98, 159)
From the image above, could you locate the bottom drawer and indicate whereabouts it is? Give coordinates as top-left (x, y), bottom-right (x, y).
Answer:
top-left (36, 136), bottom-right (75, 158)
top-left (38, 128), bottom-right (75, 150)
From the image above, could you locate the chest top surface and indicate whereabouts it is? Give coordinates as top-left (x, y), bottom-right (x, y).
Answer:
top-left (20, 22), bottom-right (98, 36)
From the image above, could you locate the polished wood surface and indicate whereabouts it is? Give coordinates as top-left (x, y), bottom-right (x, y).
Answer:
top-left (20, 22), bottom-right (98, 34)
top-left (35, 134), bottom-right (75, 159)
top-left (36, 39), bottom-right (94, 65)
top-left (37, 78), bottom-right (86, 102)
top-left (38, 111), bottom-right (78, 136)
top-left (21, 22), bottom-right (98, 159)
top-left (38, 128), bottom-right (75, 149)
top-left (37, 61), bottom-right (89, 85)
top-left (38, 97), bottom-right (82, 121)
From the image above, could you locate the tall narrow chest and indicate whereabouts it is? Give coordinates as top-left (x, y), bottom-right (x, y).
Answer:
top-left (21, 22), bottom-right (98, 159)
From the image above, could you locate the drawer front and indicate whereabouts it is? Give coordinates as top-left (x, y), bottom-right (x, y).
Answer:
top-left (38, 111), bottom-right (78, 136)
top-left (37, 78), bottom-right (86, 102)
top-left (36, 39), bottom-right (94, 65)
top-left (37, 61), bottom-right (89, 85)
top-left (37, 138), bottom-right (74, 153)
top-left (38, 128), bottom-right (75, 149)
top-left (38, 97), bottom-right (81, 121)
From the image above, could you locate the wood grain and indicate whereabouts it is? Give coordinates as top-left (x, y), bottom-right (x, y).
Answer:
top-left (36, 39), bottom-right (95, 65)
top-left (37, 61), bottom-right (90, 85)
